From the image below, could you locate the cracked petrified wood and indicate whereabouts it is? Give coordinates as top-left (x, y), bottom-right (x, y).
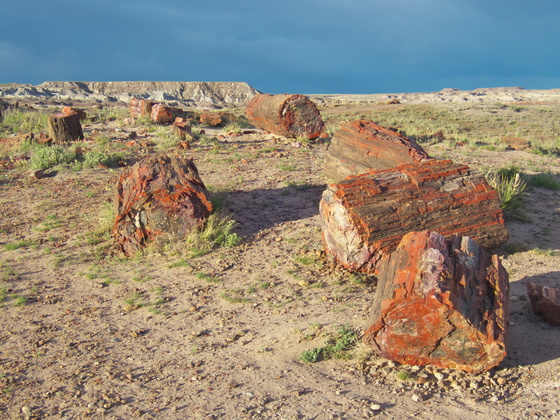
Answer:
top-left (320, 159), bottom-right (508, 273)
top-left (246, 93), bottom-right (324, 139)
top-left (113, 154), bottom-right (212, 257)
top-left (323, 120), bottom-right (432, 182)
top-left (47, 110), bottom-right (84, 143)
top-left (364, 230), bottom-right (509, 373)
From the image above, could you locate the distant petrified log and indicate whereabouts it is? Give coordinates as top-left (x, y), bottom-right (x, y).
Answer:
top-left (364, 230), bottom-right (509, 374)
top-left (48, 111), bottom-right (84, 143)
top-left (246, 94), bottom-right (324, 139)
top-left (113, 154), bottom-right (212, 257)
top-left (129, 97), bottom-right (154, 118)
top-left (527, 283), bottom-right (560, 326)
top-left (151, 103), bottom-right (174, 124)
top-left (323, 120), bottom-right (432, 182)
top-left (199, 112), bottom-right (223, 126)
top-left (320, 160), bottom-right (508, 273)
top-left (62, 106), bottom-right (87, 121)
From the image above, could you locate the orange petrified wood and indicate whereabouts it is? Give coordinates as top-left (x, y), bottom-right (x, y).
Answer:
top-left (246, 93), bottom-right (324, 139)
top-left (320, 159), bottom-right (508, 273)
top-left (323, 120), bottom-right (432, 182)
top-left (113, 154), bottom-right (212, 257)
top-left (364, 230), bottom-right (509, 373)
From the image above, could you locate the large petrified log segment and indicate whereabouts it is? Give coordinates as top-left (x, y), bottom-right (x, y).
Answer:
top-left (113, 154), bottom-right (212, 257)
top-left (129, 97), bottom-right (154, 118)
top-left (364, 230), bottom-right (509, 373)
top-left (150, 103), bottom-right (174, 124)
top-left (320, 160), bottom-right (508, 273)
top-left (246, 93), bottom-right (324, 139)
top-left (323, 120), bottom-right (432, 182)
top-left (527, 283), bottom-right (560, 326)
top-left (48, 111), bottom-right (84, 143)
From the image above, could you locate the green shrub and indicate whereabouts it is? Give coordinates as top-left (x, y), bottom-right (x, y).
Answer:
top-left (82, 150), bottom-right (122, 168)
top-left (30, 146), bottom-right (76, 170)
top-left (486, 168), bottom-right (527, 221)
top-left (300, 325), bottom-right (359, 363)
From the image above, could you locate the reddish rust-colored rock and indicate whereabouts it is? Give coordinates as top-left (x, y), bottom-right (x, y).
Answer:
top-left (199, 112), bottom-right (223, 126)
top-left (320, 160), bottom-right (508, 273)
top-left (527, 283), bottom-right (560, 326)
top-left (323, 120), bottom-right (432, 182)
top-left (364, 230), bottom-right (509, 373)
top-left (150, 103), bottom-right (174, 124)
top-left (246, 93), bottom-right (324, 139)
top-left (129, 97), bottom-right (154, 119)
top-left (62, 106), bottom-right (87, 120)
top-left (48, 111), bottom-right (84, 143)
top-left (113, 154), bottom-right (212, 257)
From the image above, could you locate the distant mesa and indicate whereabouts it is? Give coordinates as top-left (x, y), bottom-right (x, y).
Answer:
top-left (0, 81), bottom-right (261, 107)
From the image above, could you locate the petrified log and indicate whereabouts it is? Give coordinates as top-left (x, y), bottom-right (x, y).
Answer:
top-left (320, 160), bottom-right (508, 273)
top-left (527, 283), bottom-right (560, 326)
top-left (173, 119), bottom-right (194, 141)
top-left (47, 111), bottom-right (84, 143)
top-left (113, 154), bottom-right (212, 257)
top-left (364, 230), bottom-right (509, 373)
top-left (62, 106), bottom-right (87, 120)
top-left (129, 97), bottom-right (154, 118)
top-left (246, 93), bottom-right (324, 139)
top-left (199, 112), bottom-right (223, 126)
top-left (323, 120), bottom-right (432, 182)
top-left (151, 103), bottom-right (174, 124)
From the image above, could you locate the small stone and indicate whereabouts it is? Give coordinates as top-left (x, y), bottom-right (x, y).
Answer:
top-left (469, 381), bottom-right (480, 390)
top-left (370, 404), bottom-right (381, 411)
top-left (416, 377), bottom-right (429, 385)
top-left (21, 406), bottom-right (32, 417)
top-left (434, 372), bottom-right (445, 381)
top-left (411, 394), bottom-right (422, 402)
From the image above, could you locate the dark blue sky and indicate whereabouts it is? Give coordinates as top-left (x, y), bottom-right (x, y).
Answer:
top-left (2, 0), bottom-right (560, 94)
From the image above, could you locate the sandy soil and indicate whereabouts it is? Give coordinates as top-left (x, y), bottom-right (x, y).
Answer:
top-left (0, 102), bottom-right (559, 420)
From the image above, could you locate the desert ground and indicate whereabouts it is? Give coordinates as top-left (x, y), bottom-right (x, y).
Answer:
top-left (0, 86), bottom-right (559, 419)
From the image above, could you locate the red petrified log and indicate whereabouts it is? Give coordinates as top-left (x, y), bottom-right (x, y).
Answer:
top-left (151, 103), bottom-right (174, 124)
top-left (113, 154), bottom-right (212, 257)
top-left (323, 120), bottom-right (432, 182)
top-left (48, 111), bottom-right (84, 143)
top-left (364, 230), bottom-right (509, 373)
top-left (129, 97), bottom-right (154, 118)
top-left (526, 283), bottom-right (560, 326)
top-left (62, 106), bottom-right (87, 120)
top-left (246, 93), bottom-right (324, 139)
top-left (320, 160), bottom-right (508, 273)
top-left (199, 112), bottom-right (223, 126)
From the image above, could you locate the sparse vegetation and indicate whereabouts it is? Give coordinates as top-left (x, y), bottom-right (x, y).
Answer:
top-left (300, 325), bottom-right (359, 363)
top-left (486, 166), bottom-right (527, 221)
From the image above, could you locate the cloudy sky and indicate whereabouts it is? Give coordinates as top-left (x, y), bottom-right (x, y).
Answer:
top-left (2, 0), bottom-right (559, 94)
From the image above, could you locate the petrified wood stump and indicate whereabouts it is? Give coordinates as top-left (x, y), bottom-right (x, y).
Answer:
top-left (320, 160), bottom-right (508, 273)
top-left (527, 283), bottom-right (560, 326)
top-left (364, 230), bottom-right (509, 373)
top-left (129, 97), bottom-right (154, 119)
top-left (246, 93), bottom-right (324, 139)
top-left (323, 120), bottom-right (432, 182)
top-left (113, 154), bottom-right (212, 257)
top-left (48, 111), bottom-right (84, 143)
